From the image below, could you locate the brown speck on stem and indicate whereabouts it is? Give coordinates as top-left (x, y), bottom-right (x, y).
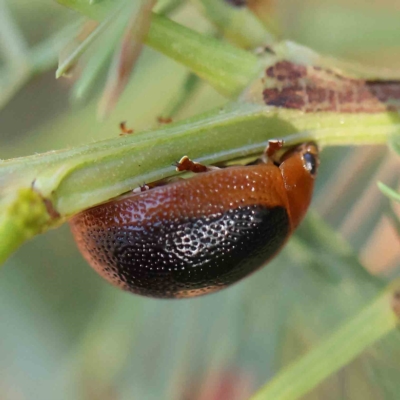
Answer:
top-left (157, 116), bottom-right (173, 124)
top-left (119, 121), bottom-right (134, 135)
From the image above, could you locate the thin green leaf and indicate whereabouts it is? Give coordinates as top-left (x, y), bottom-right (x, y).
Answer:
top-left (378, 182), bottom-right (400, 203)
top-left (57, 0), bottom-right (118, 21)
top-left (70, 27), bottom-right (117, 101)
top-left (56, 9), bottom-right (118, 78)
top-left (98, 0), bottom-right (157, 117)
top-left (247, 212), bottom-right (400, 400)
top-left (250, 280), bottom-right (400, 400)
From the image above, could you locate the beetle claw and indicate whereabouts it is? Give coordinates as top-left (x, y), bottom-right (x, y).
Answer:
top-left (175, 156), bottom-right (209, 173)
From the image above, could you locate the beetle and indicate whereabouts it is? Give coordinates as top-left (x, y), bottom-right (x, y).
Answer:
top-left (70, 140), bottom-right (319, 298)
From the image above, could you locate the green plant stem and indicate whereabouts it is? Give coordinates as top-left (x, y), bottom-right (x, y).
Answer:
top-left (250, 280), bottom-right (400, 400)
top-left (0, 101), bottom-right (398, 263)
top-left (146, 13), bottom-right (261, 96)
top-left (2, 103), bottom-right (398, 214)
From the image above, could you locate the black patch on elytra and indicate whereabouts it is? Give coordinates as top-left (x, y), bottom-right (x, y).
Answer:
top-left (89, 205), bottom-right (289, 298)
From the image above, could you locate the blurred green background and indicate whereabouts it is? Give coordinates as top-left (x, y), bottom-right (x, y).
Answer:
top-left (1, 1), bottom-right (400, 399)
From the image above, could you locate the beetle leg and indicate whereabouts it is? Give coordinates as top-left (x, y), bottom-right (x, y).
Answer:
top-left (261, 139), bottom-right (284, 164)
top-left (174, 156), bottom-right (219, 173)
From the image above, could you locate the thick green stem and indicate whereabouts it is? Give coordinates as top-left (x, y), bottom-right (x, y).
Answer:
top-left (2, 103), bottom-right (398, 215)
top-left (0, 100), bottom-right (398, 263)
top-left (145, 13), bottom-right (261, 97)
top-left (250, 280), bottom-right (400, 400)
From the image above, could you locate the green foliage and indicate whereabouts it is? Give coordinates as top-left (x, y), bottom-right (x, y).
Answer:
top-left (0, 1), bottom-right (399, 400)
top-left (0, 188), bottom-right (60, 264)
top-left (251, 280), bottom-right (400, 400)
